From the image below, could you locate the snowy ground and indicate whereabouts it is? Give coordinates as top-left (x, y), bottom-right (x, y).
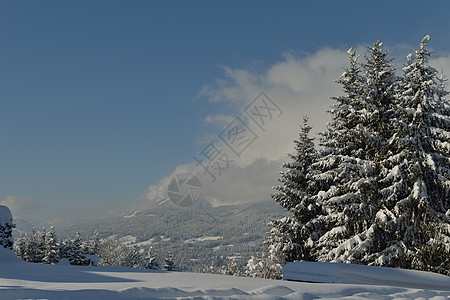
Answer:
top-left (0, 249), bottom-right (449, 299)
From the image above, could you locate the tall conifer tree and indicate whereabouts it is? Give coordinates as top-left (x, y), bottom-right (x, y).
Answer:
top-left (376, 35), bottom-right (450, 274)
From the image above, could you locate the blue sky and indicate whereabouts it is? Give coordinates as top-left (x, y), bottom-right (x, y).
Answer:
top-left (1, 1), bottom-right (450, 225)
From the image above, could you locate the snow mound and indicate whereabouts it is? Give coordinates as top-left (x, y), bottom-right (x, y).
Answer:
top-left (0, 205), bottom-right (13, 226)
top-left (283, 261), bottom-right (450, 291)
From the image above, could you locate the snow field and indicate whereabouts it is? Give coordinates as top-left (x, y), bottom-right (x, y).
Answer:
top-left (0, 248), bottom-right (449, 300)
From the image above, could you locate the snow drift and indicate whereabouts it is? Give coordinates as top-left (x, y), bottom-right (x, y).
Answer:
top-left (283, 261), bottom-right (450, 291)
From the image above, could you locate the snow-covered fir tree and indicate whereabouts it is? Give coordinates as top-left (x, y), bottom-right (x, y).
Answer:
top-left (60, 233), bottom-right (87, 266)
top-left (362, 40), bottom-right (398, 141)
top-left (199, 261), bottom-right (216, 274)
top-left (310, 43), bottom-right (394, 264)
top-left (271, 116), bottom-right (320, 261)
top-left (97, 236), bottom-right (143, 268)
top-left (245, 251), bottom-right (283, 279)
top-left (312, 40), bottom-right (400, 264)
top-left (14, 228), bottom-right (42, 262)
top-left (247, 116), bottom-right (319, 279)
top-left (220, 259), bottom-right (242, 276)
top-left (82, 231), bottom-right (100, 266)
top-left (163, 251), bottom-right (175, 271)
top-left (375, 35), bottom-right (450, 274)
top-left (42, 226), bottom-right (60, 264)
top-left (14, 228), bottom-right (92, 266)
top-left (12, 227), bottom-right (159, 269)
top-left (82, 230), bottom-right (100, 256)
top-left (144, 246), bottom-right (159, 270)
top-left (128, 245), bottom-right (144, 268)
top-left (261, 35), bottom-right (449, 276)
top-left (272, 116), bottom-right (318, 213)
top-left (96, 236), bottom-right (120, 266)
top-left (13, 233), bottom-right (26, 259)
top-left (58, 238), bottom-right (70, 262)
top-left (24, 228), bottom-right (45, 263)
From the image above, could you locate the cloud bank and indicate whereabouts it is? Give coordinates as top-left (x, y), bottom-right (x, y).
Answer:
top-left (0, 195), bottom-right (39, 218)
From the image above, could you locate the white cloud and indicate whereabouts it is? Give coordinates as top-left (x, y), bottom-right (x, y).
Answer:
top-left (199, 47), bottom-right (350, 165)
top-left (201, 158), bottom-right (285, 206)
top-left (137, 158), bottom-right (285, 210)
top-left (124, 163), bottom-right (198, 213)
top-left (204, 114), bottom-right (235, 127)
top-left (0, 195), bottom-right (38, 218)
top-left (266, 48), bottom-right (347, 95)
top-left (430, 54), bottom-right (450, 87)
top-left (199, 67), bottom-right (261, 105)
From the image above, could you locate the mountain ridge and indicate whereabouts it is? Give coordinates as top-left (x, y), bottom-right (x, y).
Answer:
top-left (57, 199), bottom-right (287, 271)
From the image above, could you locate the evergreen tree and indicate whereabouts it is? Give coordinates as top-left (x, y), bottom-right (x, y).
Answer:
top-left (308, 41), bottom-right (401, 264)
top-left (60, 233), bottom-right (86, 266)
top-left (272, 116), bottom-right (317, 212)
top-left (71, 232), bottom-right (86, 266)
top-left (83, 230), bottom-right (100, 255)
top-left (89, 230), bottom-right (100, 255)
top-left (59, 237), bottom-right (71, 262)
top-left (163, 251), bottom-right (175, 271)
top-left (310, 42), bottom-right (382, 262)
top-left (266, 36), bottom-right (450, 276)
top-left (144, 246), bottom-right (159, 270)
top-left (311, 47), bottom-right (370, 262)
top-left (25, 228), bottom-right (45, 263)
top-left (42, 226), bottom-right (60, 264)
top-left (81, 230), bottom-right (100, 266)
top-left (97, 236), bottom-right (144, 268)
top-left (321, 41), bottom-right (396, 263)
top-left (200, 261), bottom-right (217, 274)
top-left (245, 250), bottom-right (283, 279)
top-left (220, 259), bottom-right (242, 276)
top-left (13, 233), bottom-right (26, 260)
top-left (270, 116), bottom-right (319, 263)
top-left (96, 236), bottom-right (120, 266)
top-left (248, 116), bottom-right (318, 279)
top-left (14, 227), bottom-right (49, 263)
top-left (127, 245), bottom-right (144, 268)
top-left (362, 40), bottom-right (398, 142)
top-left (376, 35), bottom-right (450, 274)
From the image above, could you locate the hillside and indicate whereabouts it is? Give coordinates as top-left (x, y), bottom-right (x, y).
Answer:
top-left (57, 200), bottom-right (288, 271)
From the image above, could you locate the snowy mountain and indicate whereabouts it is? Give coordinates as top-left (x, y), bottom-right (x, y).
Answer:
top-left (56, 200), bottom-right (288, 271)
